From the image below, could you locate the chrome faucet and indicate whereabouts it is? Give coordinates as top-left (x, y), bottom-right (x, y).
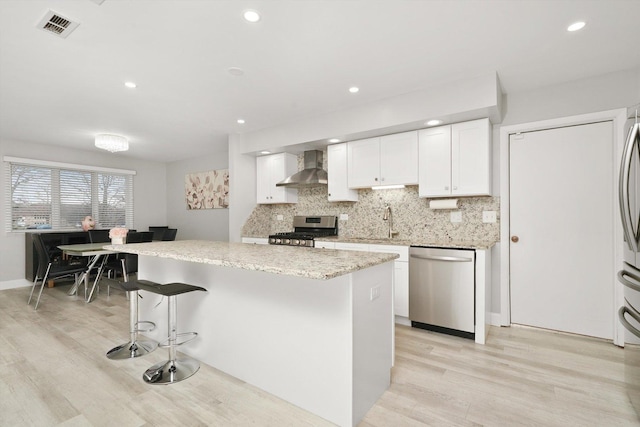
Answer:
top-left (382, 205), bottom-right (399, 239)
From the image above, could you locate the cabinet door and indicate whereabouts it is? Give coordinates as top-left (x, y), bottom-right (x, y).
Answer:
top-left (256, 156), bottom-right (273, 203)
top-left (327, 143), bottom-right (358, 201)
top-left (314, 241), bottom-right (336, 249)
top-left (256, 153), bottom-right (298, 204)
top-left (380, 131), bottom-right (418, 185)
top-left (347, 137), bottom-right (380, 188)
top-left (394, 261), bottom-right (409, 317)
top-left (418, 125), bottom-right (452, 197)
top-left (451, 118), bottom-right (491, 196)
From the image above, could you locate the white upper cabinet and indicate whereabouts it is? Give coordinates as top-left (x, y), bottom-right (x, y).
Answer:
top-left (347, 137), bottom-right (380, 188)
top-left (419, 118), bottom-right (491, 198)
top-left (256, 153), bottom-right (298, 204)
top-left (347, 131), bottom-right (418, 188)
top-left (327, 143), bottom-right (358, 202)
top-left (452, 118), bottom-right (491, 196)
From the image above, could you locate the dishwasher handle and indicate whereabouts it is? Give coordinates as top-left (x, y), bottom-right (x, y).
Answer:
top-left (410, 254), bottom-right (473, 262)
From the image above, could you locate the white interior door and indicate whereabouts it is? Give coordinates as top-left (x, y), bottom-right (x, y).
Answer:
top-left (510, 121), bottom-right (614, 339)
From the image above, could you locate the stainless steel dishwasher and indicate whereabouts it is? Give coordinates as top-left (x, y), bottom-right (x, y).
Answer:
top-left (409, 246), bottom-right (475, 339)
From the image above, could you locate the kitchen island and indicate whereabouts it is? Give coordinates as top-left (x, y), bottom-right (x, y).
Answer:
top-left (105, 240), bottom-right (398, 427)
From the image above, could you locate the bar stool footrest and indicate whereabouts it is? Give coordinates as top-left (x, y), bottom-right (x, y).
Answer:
top-left (135, 320), bottom-right (156, 333)
top-left (158, 332), bottom-right (197, 348)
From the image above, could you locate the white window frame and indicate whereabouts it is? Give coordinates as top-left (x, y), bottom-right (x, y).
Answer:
top-left (4, 156), bottom-right (136, 232)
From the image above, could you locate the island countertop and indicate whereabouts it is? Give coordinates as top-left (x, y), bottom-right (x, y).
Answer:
top-left (104, 240), bottom-right (398, 280)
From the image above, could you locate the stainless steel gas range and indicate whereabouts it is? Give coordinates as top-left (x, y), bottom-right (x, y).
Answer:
top-left (268, 215), bottom-right (338, 247)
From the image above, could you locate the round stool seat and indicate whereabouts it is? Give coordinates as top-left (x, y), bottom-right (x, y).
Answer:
top-left (135, 280), bottom-right (207, 296)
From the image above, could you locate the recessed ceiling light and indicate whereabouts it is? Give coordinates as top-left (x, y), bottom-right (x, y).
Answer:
top-left (260, 150), bottom-right (271, 155)
top-left (228, 67), bottom-right (244, 76)
top-left (567, 21), bottom-right (586, 32)
top-left (349, 87), bottom-right (359, 93)
top-left (124, 81), bottom-right (137, 88)
top-left (237, 119), bottom-right (246, 124)
top-left (328, 138), bottom-right (341, 143)
top-left (425, 119), bottom-right (442, 126)
top-left (243, 10), bottom-right (261, 23)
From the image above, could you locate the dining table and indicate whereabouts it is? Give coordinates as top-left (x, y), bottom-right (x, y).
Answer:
top-left (58, 242), bottom-right (117, 302)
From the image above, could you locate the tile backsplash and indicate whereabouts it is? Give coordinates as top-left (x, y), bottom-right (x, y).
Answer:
top-left (242, 185), bottom-right (500, 243)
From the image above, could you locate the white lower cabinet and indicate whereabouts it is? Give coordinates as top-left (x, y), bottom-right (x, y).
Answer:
top-left (314, 241), bottom-right (335, 249)
top-left (329, 241), bottom-right (409, 320)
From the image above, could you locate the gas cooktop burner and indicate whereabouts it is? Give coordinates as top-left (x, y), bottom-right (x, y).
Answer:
top-left (268, 216), bottom-right (338, 247)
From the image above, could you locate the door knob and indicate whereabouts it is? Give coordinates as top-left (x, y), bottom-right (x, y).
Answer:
top-left (511, 236), bottom-right (519, 243)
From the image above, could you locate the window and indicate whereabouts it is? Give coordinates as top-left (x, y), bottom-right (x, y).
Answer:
top-left (4, 157), bottom-right (134, 231)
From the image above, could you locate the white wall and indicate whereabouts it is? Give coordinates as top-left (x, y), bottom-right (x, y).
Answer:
top-left (166, 144), bottom-right (229, 241)
top-left (0, 138), bottom-right (167, 283)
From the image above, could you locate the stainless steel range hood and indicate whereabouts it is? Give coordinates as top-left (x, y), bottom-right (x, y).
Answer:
top-left (276, 150), bottom-right (328, 187)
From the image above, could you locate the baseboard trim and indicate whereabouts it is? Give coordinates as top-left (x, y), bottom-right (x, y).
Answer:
top-left (0, 279), bottom-right (31, 291)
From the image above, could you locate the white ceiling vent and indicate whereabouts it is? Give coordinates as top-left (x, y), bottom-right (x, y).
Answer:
top-left (37, 10), bottom-right (80, 39)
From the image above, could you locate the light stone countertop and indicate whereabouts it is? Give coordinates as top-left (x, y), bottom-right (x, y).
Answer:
top-left (242, 235), bottom-right (497, 250)
top-left (315, 236), bottom-right (497, 250)
top-left (103, 240), bottom-right (398, 280)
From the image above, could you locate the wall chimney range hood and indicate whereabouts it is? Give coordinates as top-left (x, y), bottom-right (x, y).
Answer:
top-left (276, 150), bottom-right (328, 187)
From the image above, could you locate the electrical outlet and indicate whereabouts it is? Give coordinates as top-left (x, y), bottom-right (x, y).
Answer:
top-left (450, 211), bottom-right (462, 223)
top-left (370, 286), bottom-right (380, 301)
top-left (482, 211), bottom-right (497, 223)
top-left (340, 213), bottom-right (349, 221)
top-left (276, 215), bottom-right (283, 221)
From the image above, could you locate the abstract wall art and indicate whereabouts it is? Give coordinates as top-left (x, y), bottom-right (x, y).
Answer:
top-left (185, 169), bottom-right (229, 209)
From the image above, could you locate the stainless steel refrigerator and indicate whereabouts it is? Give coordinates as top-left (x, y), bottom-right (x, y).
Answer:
top-left (617, 105), bottom-right (640, 415)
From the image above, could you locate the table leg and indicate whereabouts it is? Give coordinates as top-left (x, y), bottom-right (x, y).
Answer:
top-left (87, 255), bottom-right (109, 303)
top-left (68, 255), bottom-right (99, 296)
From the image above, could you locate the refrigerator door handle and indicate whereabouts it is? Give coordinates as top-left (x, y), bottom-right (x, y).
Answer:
top-left (619, 123), bottom-right (640, 252)
top-left (619, 304), bottom-right (640, 340)
top-left (618, 269), bottom-right (640, 293)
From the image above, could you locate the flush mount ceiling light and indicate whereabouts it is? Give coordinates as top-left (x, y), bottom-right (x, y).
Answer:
top-left (349, 86), bottom-right (359, 93)
top-left (237, 119), bottom-right (246, 124)
top-left (425, 119), bottom-right (442, 126)
top-left (95, 134), bottom-right (129, 152)
top-left (124, 81), bottom-right (137, 88)
top-left (328, 138), bottom-right (341, 143)
top-left (243, 10), bottom-right (261, 23)
top-left (260, 151), bottom-right (271, 155)
top-left (567, 21), bottom-right (586, 32)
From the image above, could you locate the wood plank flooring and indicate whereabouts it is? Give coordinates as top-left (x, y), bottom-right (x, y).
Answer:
top-left (1, 283), bottom-right (639, 426)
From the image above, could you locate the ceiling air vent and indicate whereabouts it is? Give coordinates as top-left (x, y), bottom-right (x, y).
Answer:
top-left (37, 10), bottom-right (80, 39)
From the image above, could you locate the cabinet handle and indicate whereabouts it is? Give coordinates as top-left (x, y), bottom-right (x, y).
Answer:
top-left (453, 186), bottom-right (458, 190)
top-left (374, 177), bottom-right (378, 181)
top-left (444, 186), bottom-right (449, 190)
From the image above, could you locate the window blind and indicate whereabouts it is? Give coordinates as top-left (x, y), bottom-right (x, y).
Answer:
top-left (4, 157), bottom-right (135, 232)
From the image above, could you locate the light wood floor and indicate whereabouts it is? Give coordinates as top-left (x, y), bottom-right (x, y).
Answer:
top-left (1, 283), bottom-right (639, 426)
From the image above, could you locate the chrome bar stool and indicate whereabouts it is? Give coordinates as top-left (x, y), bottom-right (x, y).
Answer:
top-left (134, 279), bottom-right (207, 385)
top-left (106, 259), bottom-right (157, 360)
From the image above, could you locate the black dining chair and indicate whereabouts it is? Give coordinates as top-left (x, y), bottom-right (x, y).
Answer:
top-left (88, 229), bottom-right (111, 243)
top-left (28, 234), bottom-right (87, 310)
top-left (161, 228), bottom-right (177, 241)
top-left (148, 226), bottom-right (169, 241)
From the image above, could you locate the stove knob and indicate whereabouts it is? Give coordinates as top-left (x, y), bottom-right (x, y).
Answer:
top-left (292, 239), bottom-right (299, 245)
top-left (269, 238), bottom-right (275, 244)
top-left (283, 239), bottom-right (290, 245)
top-left (275, 238), bottom-right (281, 244)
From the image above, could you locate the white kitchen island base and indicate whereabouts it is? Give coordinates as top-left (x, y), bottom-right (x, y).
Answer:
top-left (136, 255), bottom-right (394, 427)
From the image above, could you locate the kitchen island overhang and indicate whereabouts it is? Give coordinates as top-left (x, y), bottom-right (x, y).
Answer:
top-left (105, 240), bottom-right (398, 427)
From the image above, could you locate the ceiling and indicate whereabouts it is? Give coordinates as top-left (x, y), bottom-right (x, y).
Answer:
top-left (0, 0), bottom-right (639, 163)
